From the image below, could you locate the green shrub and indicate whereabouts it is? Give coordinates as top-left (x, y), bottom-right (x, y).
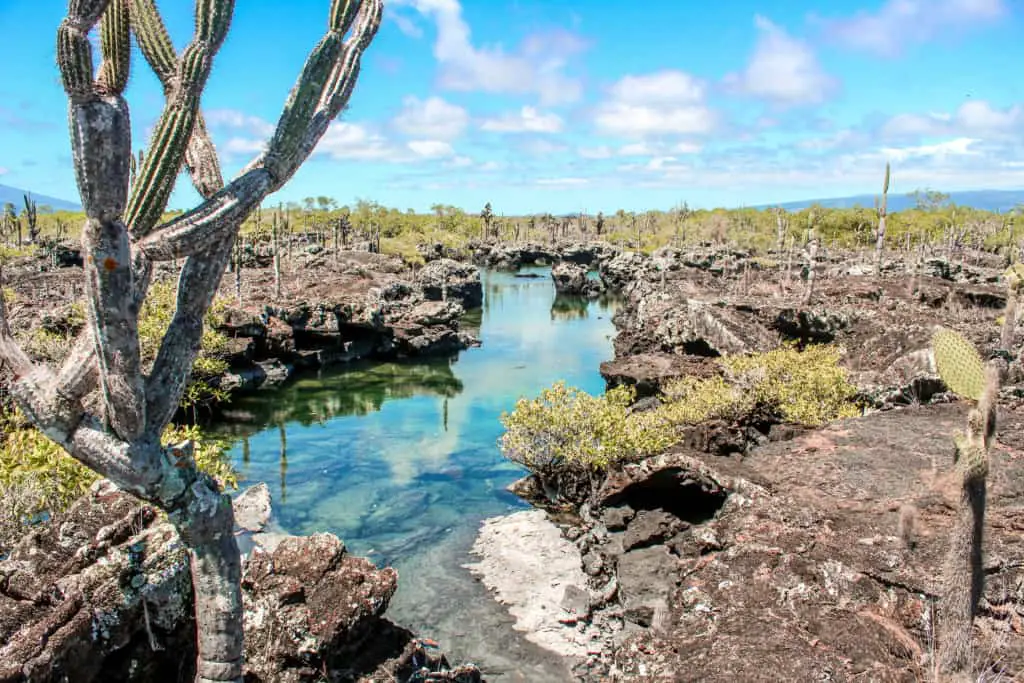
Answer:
top-left (718, 343), bottom-right (861, 426)
top-left (0, 408), bottom-right (238, 553)
top-left (500, 382), bottom-right (675, 473)
top-left (138, 280), bottom-right (231, 412)
top-left (0, 281), bottom-right (238, 551)
top-left (500, 344), bottom-right (860, 477)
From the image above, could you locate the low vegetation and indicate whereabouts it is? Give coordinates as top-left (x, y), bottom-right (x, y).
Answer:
top-left (500, 344), bottom-right (860, 480)
top-left (0, 410), bottom-right (237, 553)
top-left (0, 279), bottom-right (237, 554)
top-left (6, 187), bottom-right (1023, 267)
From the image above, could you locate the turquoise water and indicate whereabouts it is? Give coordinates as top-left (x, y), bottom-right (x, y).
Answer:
top-left (214, 267), bottom-right (618, 679)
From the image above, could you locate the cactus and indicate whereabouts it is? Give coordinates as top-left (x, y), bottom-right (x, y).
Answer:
top-left (1, 202), bottom-right (18, 245)
top-left (931, 327), bottom-right (999, 673)
top-left (480, 201), bottom-right (494, 240)
top-left (272, 204), bottom-right (285, 300)
top-left (775, 207), bottom-right (788, 253)
top-left (875, 162), bottom-right (890, 274)
top-left (1000, 263), bottom-right (1024, 350)
top-left (22, 194), bottom-right (38, 244)
top-left (0, 2), bottom-right (383, 681)
top-left (933, 327), bottom-right (986, 399)
top-left (802, 211), bottom-right (819, 305)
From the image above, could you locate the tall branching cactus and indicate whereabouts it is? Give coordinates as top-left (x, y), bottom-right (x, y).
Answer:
top-left (803, 211), bottom-right (819, 305)
top-left (1000, 264), bottom-right (1024, 351)
top-left (875, 162), bottom-right (890, 274)
top-left (22, 193), bottom-right (38, 244)
top-left (0, 2), bottom-right (383, 681)
top-left (932, 328), bottom-right (999, 673)
top-left (480, 201), bottom-right (494, 241)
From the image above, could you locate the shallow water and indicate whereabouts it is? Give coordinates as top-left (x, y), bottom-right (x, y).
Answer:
top-left (213, 267), bottom-right (618, 679)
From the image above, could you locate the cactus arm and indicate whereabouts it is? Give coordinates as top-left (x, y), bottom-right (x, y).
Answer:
top-left (57, 0), bottom-right (148, 442)
top-left (131, 0), bottom-right (223, 199)
top-left (932, 328), bottom-right (1000, 673)
top-left (44, 0), bottom-right (234, 405)
top-left (125, 0), bottom-right (234, 236)
top-left (135, 169), bottom-right (272, 260)
top-left (144, 238), bottom-right (234, 430)
top-left (97, 0), bottom-right (130, 93)
top-left (0, 278), bottom-right (151, 490)
top-left (136, 0), bottom-right (383, 261)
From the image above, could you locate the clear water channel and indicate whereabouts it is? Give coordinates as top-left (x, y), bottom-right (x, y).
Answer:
top-left (211, 267), bottom-right (619, 681)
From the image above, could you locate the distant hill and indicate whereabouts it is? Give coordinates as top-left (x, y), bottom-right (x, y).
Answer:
top-left (0, 184), bottom-right (81, 212)
top-left (756, 189), bottom-right (1024, 213)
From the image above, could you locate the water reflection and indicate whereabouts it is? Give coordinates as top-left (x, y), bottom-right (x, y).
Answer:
top-left (550, 294), bottom-right (589, 321)
top-left (211, 267), bottom-right (619, 678)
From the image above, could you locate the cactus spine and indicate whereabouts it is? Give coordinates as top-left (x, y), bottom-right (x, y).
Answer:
top-left (932, 327), bottom-right (999, 673)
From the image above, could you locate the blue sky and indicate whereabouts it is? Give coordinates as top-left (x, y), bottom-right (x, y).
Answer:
top-left (1, 0), bottom-right (1022, 214)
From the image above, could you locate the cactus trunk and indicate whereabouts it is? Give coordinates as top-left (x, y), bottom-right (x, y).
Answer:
top-left (939, 474), bottom-right (986, 671)
top-left (0, 1), bottom-right (384, 680)
top-left (875, 162), bottom-right (889, 274)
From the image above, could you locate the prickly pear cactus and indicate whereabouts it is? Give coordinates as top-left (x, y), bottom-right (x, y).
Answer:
top-left (1004, 263), bottom-right (1024, 292)
top-left (932, 328), bottom-right (985, 401)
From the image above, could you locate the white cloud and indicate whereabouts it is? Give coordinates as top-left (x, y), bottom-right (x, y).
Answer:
top-left (535, 177), bottom-right (588, 187)
top-left (387, 7), bottom-right (424, 38)
top-left (816, 0), bottom-right (1007, 57)
top-left (957, 100), bottom-right (1022, 133)
top-left (594, 70), bottom-right (717, 137)
top-left (519, 139), bottom-right (569, 157)
top-left (881, 100), bottom-right (1023, 140)
top-left (481, 106), bottom-right (563, 133)
top-left (724, 16), bottom-right (835, 106)
top-left (0, 167), bottom-right (9, 176)
top-left (223, 137), bottom-right (267, 155)
top-left (609, 71), bottom-right (705, 105)
top-left (578, 146), bottom-right (613, 159)
top-left (610, 141), bottom-right (704, 158)
top-left (674, 142), bottom-right (703, 154)
top-left (392, 95), bottom-right (468, 141)
top-left (318, 122), bottom-right (405, 161)
top-left (392, 0), bottom-right (586, 105)
top-left (596, 103), bottom-right (716, 137)
top-left (201, 108), bottom-right (470, 164)
top-left (407, 139), bottom-right (455, 158)
top-left (205, 109), bottom-right (275, 137)
top-left (880, 137), bottom-right (982, 162)
top-left (796, 129), bottom-right (861, 152)
top-left (478, 160), bottom-right (504, 171)
top-left (618, 142), bottom-right (657, 157)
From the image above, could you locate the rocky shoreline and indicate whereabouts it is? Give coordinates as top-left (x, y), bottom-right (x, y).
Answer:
top-left (7, 238), bottom-right (1024, 680)
top-left (472, 242), bottom-right (1024, 680)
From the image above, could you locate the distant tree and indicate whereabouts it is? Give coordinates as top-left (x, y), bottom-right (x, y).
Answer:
top-left (480, 202), bottom-right (494, 239)
top-left (910, 188), bottom-right (952, 212)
